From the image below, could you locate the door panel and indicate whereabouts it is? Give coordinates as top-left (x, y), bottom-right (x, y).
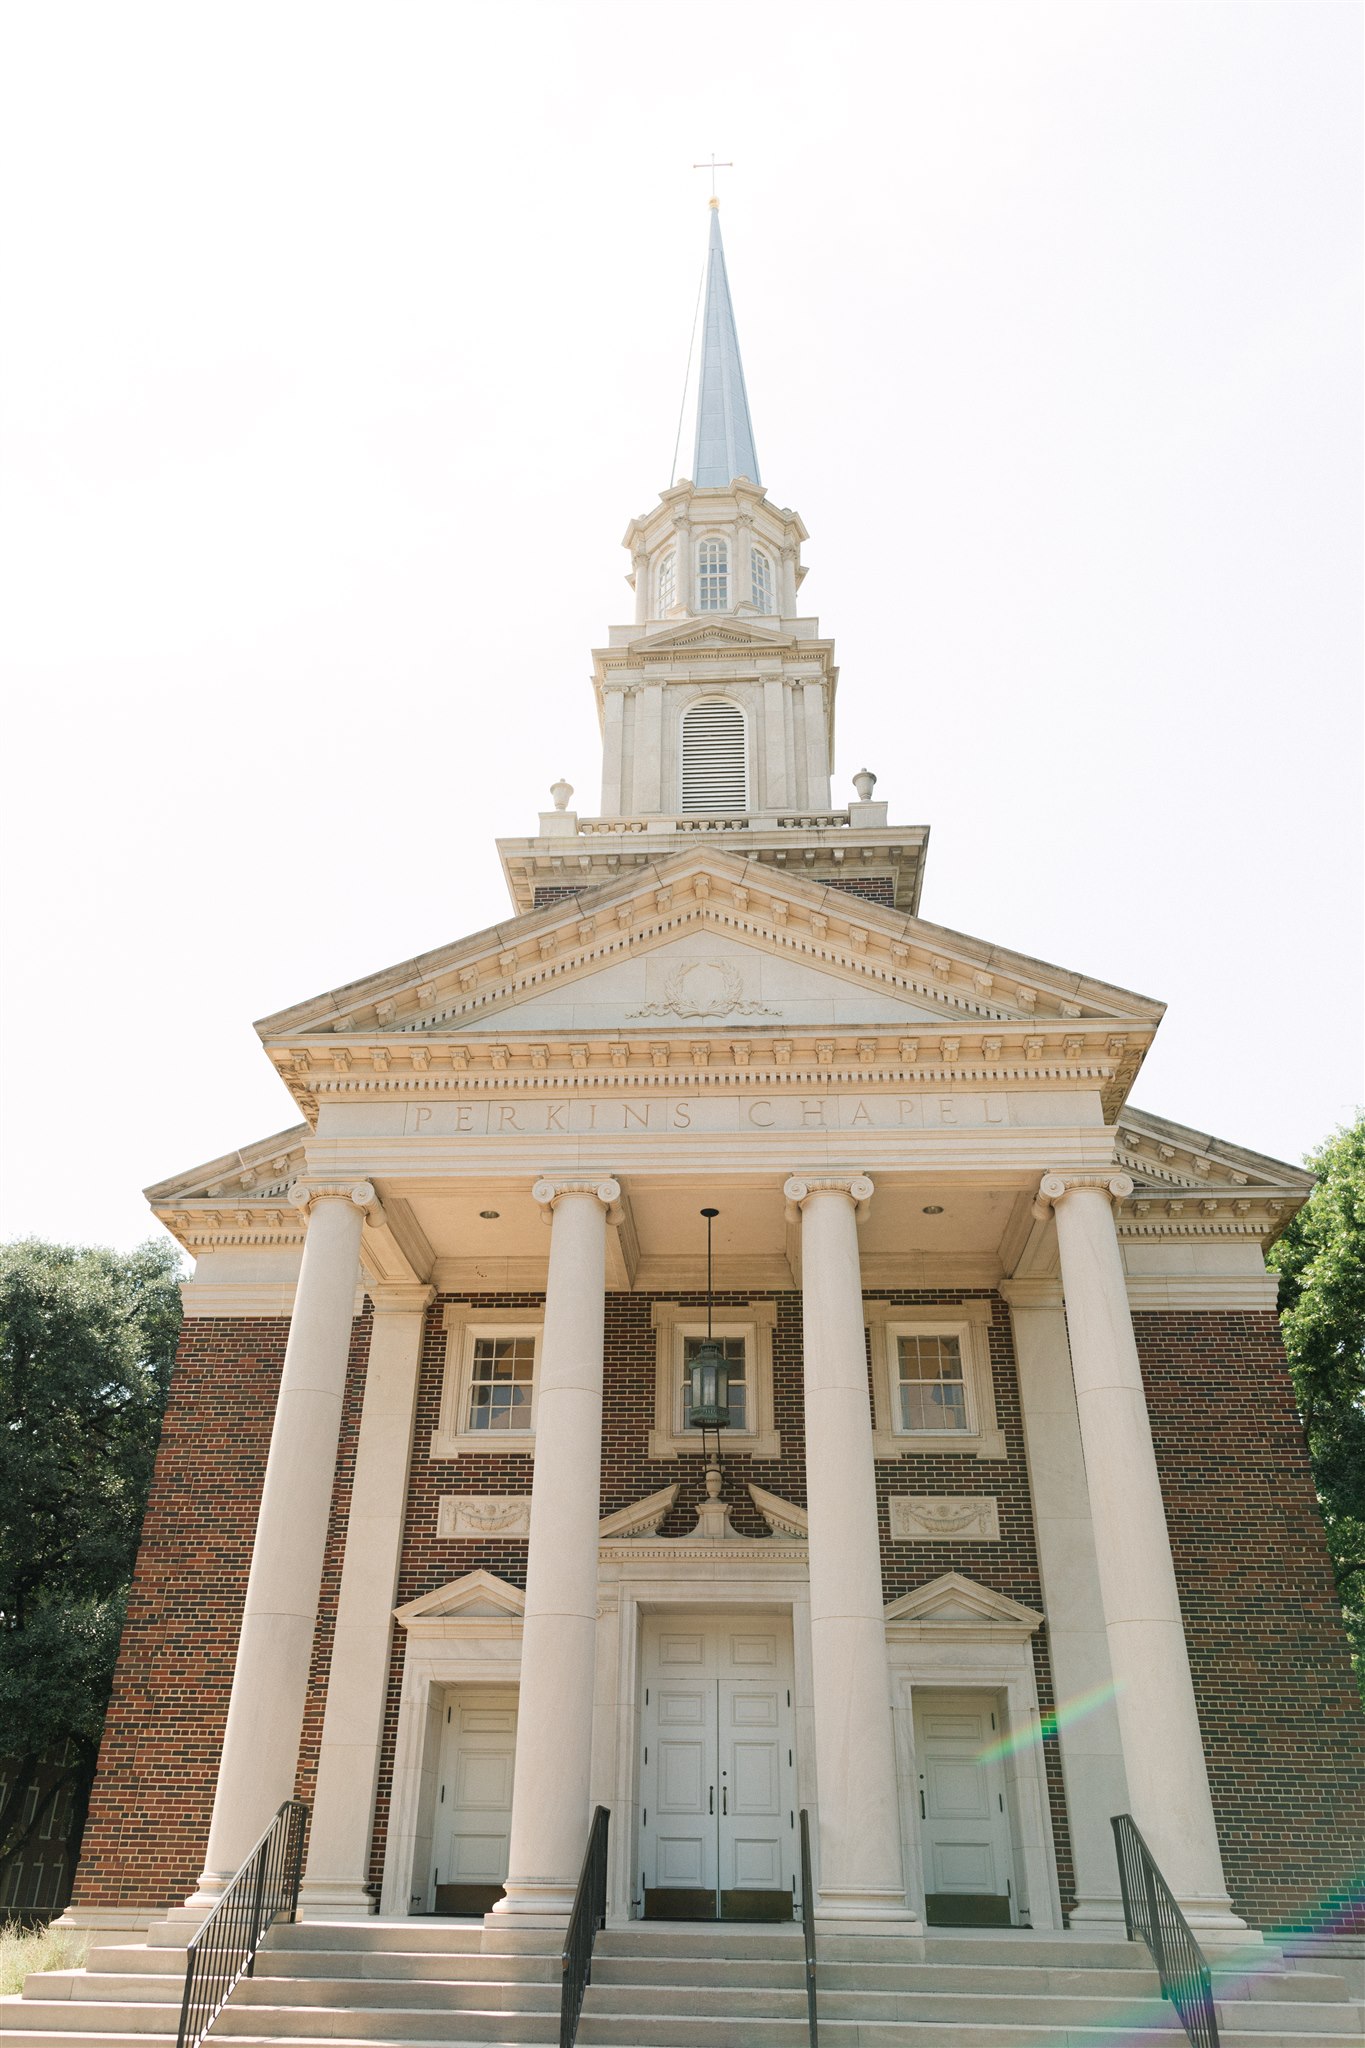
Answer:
top-left (433, 1692), bottom-right (517, 1914)
top-left (913, 1689), bottom-right (1014, 1928)
top-left (640, 1614), bottom-right (795, 1919)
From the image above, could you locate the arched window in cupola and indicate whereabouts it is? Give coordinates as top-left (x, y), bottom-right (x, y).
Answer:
top-left (751, 548), bottom-right (774, 614)
top-left (680, 698), bottom-right (747, 813)
top-left (656, 549), bottom-right (676, 615)
top-left (696, 537), bottom-right (729, 612)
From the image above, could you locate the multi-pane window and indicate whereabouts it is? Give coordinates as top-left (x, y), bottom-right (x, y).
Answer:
top-left (751, 548), bottom-right (773, 613)
top-left (656, 548), bottom-right (676, 614)
top-left (466, 1335), bottom-right (535, 1433)
top-left (896, 1333), bottom-right (970, 1433)
top-left (681, 1335), bottom-right (747, 1432)
top-left (697, 537), bottom-right (728, 610)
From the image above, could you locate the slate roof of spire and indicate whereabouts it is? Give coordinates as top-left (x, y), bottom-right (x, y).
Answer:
top-left (691, 202), bottom-right (761, 489)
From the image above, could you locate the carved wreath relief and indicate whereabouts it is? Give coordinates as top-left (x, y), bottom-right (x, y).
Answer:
top-left (889, 1495), bottom-right (1000, 1542)
top-left (630, 957), bottom-right (777, 1021)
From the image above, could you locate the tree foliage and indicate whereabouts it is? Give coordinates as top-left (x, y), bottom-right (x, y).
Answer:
top-left (1268, 1115), bottom-right (1365, 1690)
top-left (0, 1237), bottom-right (182, 1879)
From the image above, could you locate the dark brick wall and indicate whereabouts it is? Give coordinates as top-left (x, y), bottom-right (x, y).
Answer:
top-left (531, 886), bottom-right (584, 908)
top-left (73, 1318), bottom-right (286, 1910)
top-left (1135, 1311), bottom-right (1365, 1932)
top-left (366, 1288), bottom-right (1074, 1913)
top-left (71, 1312), bottom-right (375, 1913)
top-left (825, 875), bottom-right (896, 907)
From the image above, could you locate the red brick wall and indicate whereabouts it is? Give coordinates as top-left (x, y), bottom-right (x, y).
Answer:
top-left (1135, 1311), bottom-right (1365, 1932)
top-left (366, 1288), bottom-right (1075, 1915)
top-left (71, 1312), bottom-right (373, 1913)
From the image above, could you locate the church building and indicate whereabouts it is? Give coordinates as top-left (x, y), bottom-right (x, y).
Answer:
top-left (62, 201), bottom-right (1363, 1953)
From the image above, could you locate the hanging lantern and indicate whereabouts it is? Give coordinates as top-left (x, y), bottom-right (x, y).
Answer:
top-left (687, 1206), bottom-right (730, 1439)
top-left (687, 1336), bottom-right (731, 1432)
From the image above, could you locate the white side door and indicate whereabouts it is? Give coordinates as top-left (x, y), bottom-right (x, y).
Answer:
top-left (913, 1689), bottom-right (1014, 1924)
top-left (641, 1627), bottom-right (720, 1900)
top-left (717, 1623), bottom-right (794, 1900)
top-left (432, 1691), bottom-right (518, 1906)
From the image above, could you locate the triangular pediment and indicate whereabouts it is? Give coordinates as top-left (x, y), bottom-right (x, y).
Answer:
top-left (598, 1485), bottom-right (679, 1537)
top-left (394, 1570), bottom-right (525, 1626)
top-left (249, 851), bottom-right (1169, 1124)
top-left (883, 1571), bottom-right (1044, 1638)
top-left (625, 617), bottom-right (793, 654)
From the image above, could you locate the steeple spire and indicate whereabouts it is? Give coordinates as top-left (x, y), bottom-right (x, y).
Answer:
top-left (692, 201), bottom-right (761, 489)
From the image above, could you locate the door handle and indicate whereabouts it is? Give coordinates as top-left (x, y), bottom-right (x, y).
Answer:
top-left (919, 1790), bottom-right (926, 1820)
top-left (709, 1786), bottom-right (714, 1814)
top-left (722, 1787), bottom-right (728, 1815)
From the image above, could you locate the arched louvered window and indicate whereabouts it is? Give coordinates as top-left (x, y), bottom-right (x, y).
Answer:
top-left (680, 698), bottom-right (747, 813)
top-left (751, 548), bottom-right (773, 613)
top-left (656, 548), bottom-right (676, 614)
top-left (696, 537), bottom-right (728, 611)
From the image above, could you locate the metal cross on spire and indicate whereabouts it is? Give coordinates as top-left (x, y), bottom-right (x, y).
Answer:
top-left (692, 154), bottom-right (734, 199)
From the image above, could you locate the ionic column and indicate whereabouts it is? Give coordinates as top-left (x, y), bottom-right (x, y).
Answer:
top-left (188, 1179), bottom-right (374, 1907)
top-left (784, 1175), bottom-right (917, 1927)
top-left (1002, 1279), bottom-right (1128, 1923)
top-left (300, 1282), bottom-right (435, 1917)
top-left (632, 545), bottom-right (649, 627)
top-left (493, 1177), bottom-right (619, 1919)
top-left (1037, 1172), bottom-right (1245, 1935)
top-left (600, 686), bottom-right (625, 815)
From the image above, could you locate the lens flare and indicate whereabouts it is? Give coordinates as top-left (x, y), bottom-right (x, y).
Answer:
top-left (974, 1680), bottom-right (1122, 1765)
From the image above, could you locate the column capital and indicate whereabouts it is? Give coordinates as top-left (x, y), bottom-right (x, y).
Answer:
top-left (784, 1174), bottom-right (874, 1220)
top-left (367, 1282), bottom-right (437, 1315)
top-left (999, 1277), bottom-right (1065, 1310)
top-left (289, 1179), bottom-right (381, 1218)
top-left (1033, 1170), bottom-right (1133, 1219)
top-left (532, 1176), bottom-right (622, 1222)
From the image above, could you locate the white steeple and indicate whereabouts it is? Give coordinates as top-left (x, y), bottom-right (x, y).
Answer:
top-left (495, 205), bottom-right (927, 918)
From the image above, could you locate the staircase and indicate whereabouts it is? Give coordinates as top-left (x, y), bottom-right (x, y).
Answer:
top-left (3, 1918), bottom-right (1360, 2048)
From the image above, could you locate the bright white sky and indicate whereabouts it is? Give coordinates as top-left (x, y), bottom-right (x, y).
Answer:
top-left (1, 1), bottom-right (1360, 1253)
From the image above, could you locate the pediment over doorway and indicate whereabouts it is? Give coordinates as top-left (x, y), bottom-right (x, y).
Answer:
top-left (394, 1570), bottom-right (525, 1628)
top-left (883, 1572), bottom-right (1043, 1643)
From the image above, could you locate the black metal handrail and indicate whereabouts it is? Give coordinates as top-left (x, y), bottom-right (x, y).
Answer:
top-left (798, 1808), bottom-right (819, 2047)
top-left (176, 1800), bottom-right (309, 2048)
top-left (1112, 1813), bottom-right (1219, 2048)
top-left (560, 1805), bottom-right (609, 2048)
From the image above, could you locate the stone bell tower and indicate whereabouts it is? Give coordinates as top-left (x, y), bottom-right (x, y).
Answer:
top-left (498, 200), bottom-right (929, 917)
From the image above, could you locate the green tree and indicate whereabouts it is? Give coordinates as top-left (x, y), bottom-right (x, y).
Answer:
top-left (0, 1238), bottom-right (182, 1888)
top-left (1268, 1115), bottom-right (1365, 1695)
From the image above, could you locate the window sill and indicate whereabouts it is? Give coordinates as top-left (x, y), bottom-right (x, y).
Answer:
top-left (647, 1428), bottom-right (782, 1461)
top-left (429, 1431), bottom-right (536, 1461)
top-left (871, 1428), bottom-right (1007, 1462)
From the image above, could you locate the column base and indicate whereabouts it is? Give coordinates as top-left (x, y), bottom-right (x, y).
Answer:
top-left (1066, 1896), bottom-right (1130, 1927)
top-left (1179, 1900), bottom-right (1259, 1947)
top-left (297, 1882), bottom-right (377, 1919)
top-left (813, 1889), bottom-right (922, 1935)
top-left (489, 1879), bottom-right (574, 1921)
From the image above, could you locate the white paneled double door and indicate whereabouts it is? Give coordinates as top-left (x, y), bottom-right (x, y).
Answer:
top-left (639, 1613), bottom-right (796, 1919)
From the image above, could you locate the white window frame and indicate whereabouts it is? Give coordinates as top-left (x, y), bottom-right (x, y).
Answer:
top-left (750, 546), bottom-right (773, 613)
top-left (696, 534), bottom-right (729, 611)
top-left (431, 1305), bottom-right (544, 1459)
top-left (649, 1300), bottom-right (780, 1459)
top-left (864, 1301), bottom-right (1005, 1460)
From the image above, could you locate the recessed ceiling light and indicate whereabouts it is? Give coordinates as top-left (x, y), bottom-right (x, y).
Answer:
top-left (479, 1210), bottom-right (500, 1220)
top-left (922, 1204), bottom-right (944, 1215)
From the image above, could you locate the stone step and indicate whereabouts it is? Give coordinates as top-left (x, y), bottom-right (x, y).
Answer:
top-left (272, 1926), bottom-right (488, 1956)
top-left (592, 1955), bottom-right (1163, 1994)
top-left (231, 1981), bottom-right (561, 2015)
top-left (213, 2008), bottom-right (560, 2043)
top-left (0, 2005), bottom-right (180, 2036)
top-left (252, 1954), bottom-right (559, 1986)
